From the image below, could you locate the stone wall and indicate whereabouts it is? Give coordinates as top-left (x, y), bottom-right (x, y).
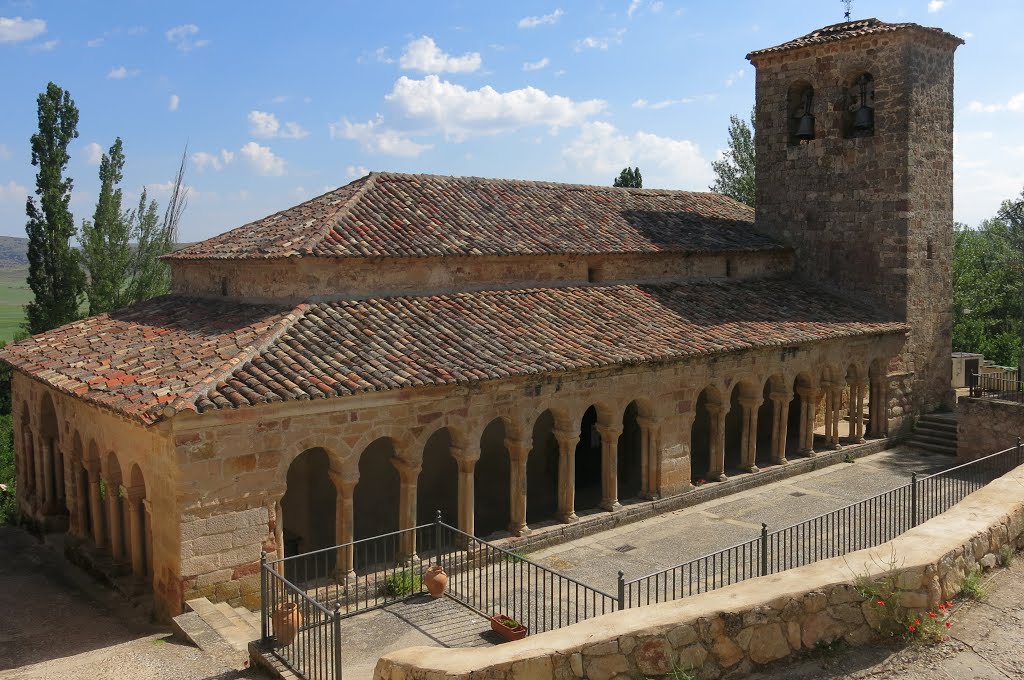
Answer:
top-left (750, 28), bottom-right (960, 414)
top-left (373, 462), bottom-right (1024, 680)
top-left (957, 397), bottom-right (1024, 461)
top-left (169, 250), bottom-right (793, 305)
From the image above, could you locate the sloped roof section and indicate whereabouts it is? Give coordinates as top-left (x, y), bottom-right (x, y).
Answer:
top-left (196, 278), bottom-right (907, 413)
top-left (746, 18), bottom-right (963, 60)
top-left (0, 296), bottom-right (301, 424)
top-left (169, 172), bottom-right (776, 261)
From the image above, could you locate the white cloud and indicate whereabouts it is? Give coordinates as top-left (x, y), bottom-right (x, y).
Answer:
top-left (0, 16), bottom-right (46, 43)
top-left (87, 37), bottom-right (104, 48)
top-left (724, 68), bottom-right (745, 87)
top-left (632, 94), bottom-right (715, 110)
top-left (523, 57), bottom-right (550, 71)
top-left (145, 180), bottom-right (199, 202)
top-left (168, 94), bottom-right (180, 111)
top-left (165, 23), bottom-right (209, 52)
top-left (106, 65), bottom-right (140, 79)
top-left (928, 0), bottom-right (946, 12)
top-left (270, 95), bottom-right (288, 104)
top-left (247, 110), bottom-right (309, 139)
top-left (385, 75), bottom-right (606, 140)
top-left (192, 149), bottom-right (234, 172)
top-left (346, 165), bottom-right (370, 179)
top-left (84, 142), bottom-right (103, 165)
top-left (329, 114), bottom-right (433, 157)
top-left (968, 93), bottom-right (1024, 113)
top-left (33, 39), bottom-right (58, 51)
top-left (962, 31), bottom-right (974, 39)
top-left (650, 1), bottom-right (664, 12)
top-left (0, 180), bottom-right (28, 202)
top-left (575, 29), bottom-right (626, 51)
top-left (627, 0), bottom-right (643, 18)
top-left (562, 121), bottom-right (713, 189)
top-left (518, 9), bottom-right (564, 28)
top-left (0, 144), bottom-right (9, 160)
top-left (399, 36), bottom-right (481, 74)
top-left (240, 142), bottom-right (285, 176)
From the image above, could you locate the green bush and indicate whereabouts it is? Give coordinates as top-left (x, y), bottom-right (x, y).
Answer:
top-left (378, 569), bottom-right (421, 597)
top-left (960, 566), bottom-right (986, 600)
top-left (0, 414), bottom-right (15, 525)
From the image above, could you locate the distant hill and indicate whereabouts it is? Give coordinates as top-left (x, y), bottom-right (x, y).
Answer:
top-left (0, 236), bottom-right (28, 269)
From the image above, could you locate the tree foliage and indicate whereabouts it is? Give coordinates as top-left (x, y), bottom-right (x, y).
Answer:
top-left (24, 82), bottom-right (85, 334)
top-left (952, 188), bottom-right (1024, 370)
top-left (710, 109), bottom-right (756, 207)
top-left (613, 167), bottom-right (642, 188)
top-left (82, 138), bottom-right (131, 315)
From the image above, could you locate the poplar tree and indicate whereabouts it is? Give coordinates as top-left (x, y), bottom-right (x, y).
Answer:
top-left (613, 167), bottom-right (643, 188)
top-left (24, 82), bottom-right (85, 334)
top-left (710, 109), bottom-right (756, 208)
top-left (81, 137), bottom-right (131, 315)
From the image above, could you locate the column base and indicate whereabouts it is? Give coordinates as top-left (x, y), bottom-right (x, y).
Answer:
top-left (709, 472), bottom-right (728, 482)
top-left (557, 512), bottom-right (579, 524)
top-left (641, 492), bottom-right (660, 501)
top-left (773, 457), bottom-right (789, 466)
top-left (600, 500), bottom-right (622, 512)
top-left (398, 553), bottom-right (420, 567)
top-left (831, 443), bottom-right (842, 450)
top-left (335, 568), bottom-right (358, 585)
top-left (853, 437), bottom-right (866, 444)
top-left (508, 522), bottom-right (531, 537)
top-left (744, 465), bottom-right (759, 474)
top-left (799, 449), bottom-right (816, 458)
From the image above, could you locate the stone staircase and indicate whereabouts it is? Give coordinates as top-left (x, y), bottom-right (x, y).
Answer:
top-left (907, 412), bottom-right (959, 456)
top-left (171, 597), bottom-right (261, 669)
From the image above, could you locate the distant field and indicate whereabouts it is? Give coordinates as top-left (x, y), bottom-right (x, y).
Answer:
top-left (0, 268), bottom-right (29, 345)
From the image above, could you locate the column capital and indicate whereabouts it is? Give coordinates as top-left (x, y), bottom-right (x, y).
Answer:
top-left (635, 415), bottom-right (661, 429)
top-left (769, 390), bottom-right (793, 403)
top-left (594, 423), bottom-right (623, 440)
top-left (327, 469), bottom-right (358, 493)
top-left (738, 396), bottom-right (761, 410)
top-left (705, 402), bottom-right (725, 417)
top-left (503, 437), bottom-right (531, 460)
top-left (455, 456), bottom-right (476, 474)
top-left (123, 484), bottom-right (146, 503)
top-left (390, 457), bottom-right (421, 482)
top-left (449, 444), bottom-right (480, 465)
top-left (552, 428), bottom-right (579, 443)
top-left (795, 384), bottom-right (817, 399)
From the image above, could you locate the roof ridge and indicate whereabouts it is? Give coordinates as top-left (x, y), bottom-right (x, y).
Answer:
top-left (166, 302), bottom-right (309, 418)
top-left (296, 173), bottom-right (379, 255)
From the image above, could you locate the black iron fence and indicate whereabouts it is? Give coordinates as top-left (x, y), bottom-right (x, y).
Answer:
top-left (261, 560), bottom-right (341, 680)
top-left (969, 370), bottom-right (1024, 402)
top-left (619, 440), bottom-right (1024, 607)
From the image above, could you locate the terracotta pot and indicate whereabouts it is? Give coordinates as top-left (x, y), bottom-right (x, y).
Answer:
top-left (489, 614), bottom-right (528, 642)
top-left (424, 564), bottom-right (448, 598)
top-left (272, 601), bottom-right (302, 646)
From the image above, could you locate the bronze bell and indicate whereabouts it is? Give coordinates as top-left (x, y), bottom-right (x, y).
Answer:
top-left (853, 104), bottom-right (874, 132)
top-left (795, 113), bottom-right (815, 140)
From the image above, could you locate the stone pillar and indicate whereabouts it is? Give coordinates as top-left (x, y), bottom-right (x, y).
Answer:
top-left (770, 390), bottom-right (792, 465)
top-left (391, 458), bottom-right (421, 562)
top-left (143, 498), bottom-right (153, 578)
top-left (125, 485), bottom-right (146, 577)
top-left (41, 438), bottom-right (53, 513)
top-left (596, 423), bottom-right (622, 511)
top-left (506, 437), bottom-right (531, 537)
top-left (707, 403), bottom-right (727, 481)
top-left (849, 380), bottom-right (867, 443)
top-left (329, 472), bottom-right (356, 581)
top-left (869, 376), bottom-right (888, 437)
top-left (86, 460), bottom-right (105, 546)
top-left (33, 436), bottom-right (44, 510)
top-left (553, 429), bottom-right (579, 523)
top-left (830, 384), bottom-right (843, 449)
top-left (74, 461), bottom-right (89, 538)
top-left (797, 385), bottom-right (818, 456)
top-left (822, 381), bottom-right (835, 448)
top-left (106, 476), bottom-right (124, 561)
top-left (54, 442), bottom-right (65, 508)
top-left (451, 446), bottom-right (478, 538)
top-left (739, 396), bottom-right (760, 473)
top-left (636, 416), bottom-right (662, 500)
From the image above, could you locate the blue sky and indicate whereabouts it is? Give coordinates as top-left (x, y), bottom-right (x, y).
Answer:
top-left (0, 0), bottom-right (1020, 243)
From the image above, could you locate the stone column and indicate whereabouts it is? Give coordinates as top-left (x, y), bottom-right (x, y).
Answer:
top-left (707, 403), bottom-right (728, 481)
top-left (553, 429), bottom-right (579, 523)
top-left (849, 380), bottom-right (867, 443)
top-left (74, 461), bottom-right (89, 538)
top-left (636, 416), bottom-right (662, 500)
top-left (143, 498), bottom-right (153, 578)
top-left (41, 438), bottom-right (53, 514)
top-left (869, 377), bottom-right (888, 437)
top-left (329, 472), bottom-right (357, 581)
top-left (54, 442), bottom-right (65, 508)
top-left (107, 477), bottom-right (125, 561)
top-left (796, 385), bottom-right (818, 456)
top-left (769, 390), bottom-right (792, 465)
top-left (738, 396), bottom-right (760, 473)
top-left (595, 423), bottom-right (623, 511)
top-left (830, 384), bottom-right (843, 449)
top-left (391, 458), bottom-right (421, 563)
top-left (33, 436), bottom-right (44, 511)
top-left (451, 446), bottom-right (478, 538)
top-left (505, 437), bottom-right (531, 537)
top-left (125, 485), bottom-right (146, 577)
top-left (86, 460), bottom-right (105, 547)
top-left (821, 381), bottom-right (834, 448)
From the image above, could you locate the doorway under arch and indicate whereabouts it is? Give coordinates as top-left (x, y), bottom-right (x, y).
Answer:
top-left (526, 410), bottom-right (559, 526)
top-left (574, 406), bottom-right (602, 512)
top-left (281, 447), bottom-right (337, 558)
top-left (474, 419), bottom-right (511, 537)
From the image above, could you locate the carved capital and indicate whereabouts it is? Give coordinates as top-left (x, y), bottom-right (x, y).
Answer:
top-left (327, 469), bottom-right (358, 494)
top-left (503, 438), bottom-right (531, 460)
top-left (595, 424), bottom-right (623, 441)
top-left (123, 485), bottom-right (146, 504)
top-left (635, 416), bottom-right (661, 430)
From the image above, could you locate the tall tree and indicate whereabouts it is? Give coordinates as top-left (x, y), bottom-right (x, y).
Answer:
top-left (613, 167), bottom-right (642, 188)
top-left (24, 82), bottom-right (84, 334)
top-left (81, 137), bottom-right (131, 315)
top-left (710, 109), bottom-right (756, 207)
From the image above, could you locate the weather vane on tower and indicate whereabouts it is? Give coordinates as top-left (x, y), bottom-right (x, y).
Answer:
top-left (842, 0), bottom-right (853, 20)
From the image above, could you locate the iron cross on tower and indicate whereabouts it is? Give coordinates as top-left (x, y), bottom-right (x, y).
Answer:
top-left (842, 0), bottom-right (853, 20)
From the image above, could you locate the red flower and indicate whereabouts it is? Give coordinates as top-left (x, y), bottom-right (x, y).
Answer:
top-left (945, 622), bottom-right (952, 628)
top-left (908, 625), bottom-right (916, 632)
top-left (876, 600), bottom-right (885, 606)
top-left (939, 604), bottom-right (946, 611)
top-left (945, 600), bottom-right (953, 607)
top-left (914, 618), bottom-right (921, 624)
top-left (928, 612), bottom-right (936, 618)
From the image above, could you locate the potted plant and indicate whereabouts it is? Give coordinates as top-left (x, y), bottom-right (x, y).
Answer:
top-left (489, 614), bottom-right (528, 642)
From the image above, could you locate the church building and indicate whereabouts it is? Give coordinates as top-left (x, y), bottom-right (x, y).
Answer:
top-left (0, 18), bottom-right (961, 619)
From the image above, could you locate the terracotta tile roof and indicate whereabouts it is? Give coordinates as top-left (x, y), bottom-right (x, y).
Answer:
top-left (0, 296), bottom-right (301, 424)
top-left (746, 18), bottom-right (963, 60)
top-left (195, 278), bottom-right (907, 413)
top-left (168, 172), bottom-right (776, 261)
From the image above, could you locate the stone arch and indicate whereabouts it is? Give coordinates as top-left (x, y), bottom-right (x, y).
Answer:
top-left (724, 380), bottom-right (759, 472)
top-left (787, 79), bottom-right (816, 145)
top-left (789, 372), bottom-right (814, 457)
top-left (417, 427), bottom-right (459, 526)
top-left (85, 439), bottom-right (105, 546)
top-left (617, 401), bottom-right (644, 502)
top-left (526, 410), bottom-right (560, 526)
top-left (19, 400), bottom-right (34, 500)
top-left (868, 357), bottom-right (890, 437)
top-left (574, 404), bottom-right (604, 512)
top-left (475, 417), bottom-right (511, 537)
top-left (39, 392), bottom-right (66, 522)
top-left (691, 385), bottom-right (724, 483)
top-left (282, 447), bottom-right (337, 558)
top-left (353, 437), bottom-right (401, 541)
top-left (842, 71), bottom-right (875, 138)
top-left (70, 431), bottom-right (89, 539)
top-left (756, 376), bottom-right (785, 466)
top-left (103, 451), bottom-right (126, 561)
top-left (127, 463), bottom-right (153, 579)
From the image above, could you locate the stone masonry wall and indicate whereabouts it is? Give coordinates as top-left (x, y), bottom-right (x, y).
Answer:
top-left (957, 397), bottom-right (1024, 461)
top-left (169, 250), bottom-right (792, 305)
top-left (374, 463), bottom-right (1024, 680)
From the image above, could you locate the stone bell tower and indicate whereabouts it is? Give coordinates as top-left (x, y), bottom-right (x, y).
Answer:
top-left (746, 19), bottom-right (964, 417)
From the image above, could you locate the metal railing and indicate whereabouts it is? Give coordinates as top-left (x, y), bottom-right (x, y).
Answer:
top-left (434, 520), bottom-right (619, 634)
top-left (261, 559), bottom-right (341, 680)
top-left (970, 370), bottom-right (1024, 402)
top-left (620, 440), bottom-right (1024, 607)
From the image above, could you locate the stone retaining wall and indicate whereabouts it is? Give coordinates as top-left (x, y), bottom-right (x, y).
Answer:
top-left (957, 396), bottom-right (1024, 462)
top-left (374, 464), bottom-right (1024, 680)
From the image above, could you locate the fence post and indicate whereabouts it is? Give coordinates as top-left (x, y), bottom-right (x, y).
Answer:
top-left (760, 523), bottom-right (769, 576)
top-left (333, 603), bottom-right (342, 679)
top-left (969, 372), bottom-right (976, 398)
top-left (259, 550), bottom-right (268, 642)
top-left (1017, 437), bottom-right (1023, 466)
top-left (910, 472), bottom-right (919, 528)
top-left (617, 571), bottom-right (625, 610)
top-left (434, 509), bottom-right (442, 564)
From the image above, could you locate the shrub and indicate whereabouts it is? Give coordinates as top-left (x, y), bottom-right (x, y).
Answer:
top-left (378, 569), bottom-right (421, 597)
top-left (960, 566), bottom-right (986, 600)
top-left (999, 544), bottom-right (1015, 567)
top-left (0, 414), bottom-right (15, 525)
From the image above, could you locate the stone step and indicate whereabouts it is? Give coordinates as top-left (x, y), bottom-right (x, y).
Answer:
top-left (171, 610), bottom-right (238, 661)
top-left (183, 597), bottom-right (256, 653)
top-left (916, 420), bottom-right (958, 435)
top-left (234, 605), bottom-right (262, 633)
top-left (214, 600), bottom-right (260, 644)
top-left (911, 432), bottom-right (958, 448)
top-left (907, 439), bottom-right (957, 456)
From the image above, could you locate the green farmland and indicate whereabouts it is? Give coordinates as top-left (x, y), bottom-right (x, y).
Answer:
top-left (0, 268), bottom-right (29, 345)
